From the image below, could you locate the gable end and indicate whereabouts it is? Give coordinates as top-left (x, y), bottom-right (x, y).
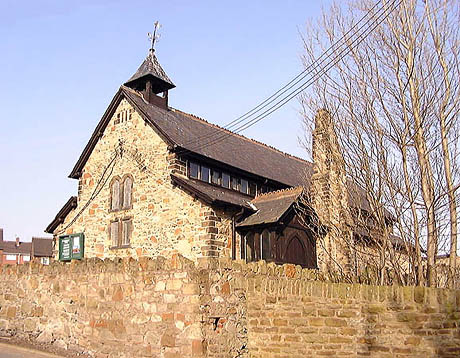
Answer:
top-left (68, 87), bottom-right (176, 179)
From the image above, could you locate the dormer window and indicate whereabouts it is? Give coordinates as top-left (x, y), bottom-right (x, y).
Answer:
top-left (200, 166), bottom-right (210, 183)
top-left (240, 179), bottom-right (248, 194)
top-left (211, 170), bottom-right (221, 185)
top-left (189, 162), bottom-right (199, 179)
top-left (231, 177), bottom-right (239, 191)
top-left (249, 182), bottom-right (257, 196)
top-left (186, 161), bottom-right (271, 197)
top-left (222, 173), bottom-right (230, 188)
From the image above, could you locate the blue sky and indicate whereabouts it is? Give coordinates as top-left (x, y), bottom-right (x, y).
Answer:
top-left (0, 0), bottom-right (332, 241)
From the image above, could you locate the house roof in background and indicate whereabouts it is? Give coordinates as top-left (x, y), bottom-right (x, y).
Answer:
top-left (0, 240), bottom-right (31, 255)
top-left (32, 237), bottom-right (53, 257)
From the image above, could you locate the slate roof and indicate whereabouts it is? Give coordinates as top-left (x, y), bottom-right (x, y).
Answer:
top-left (69, 86), bottom-right (313, 187)
top-left (31, 237), bottom-right (53, 257)
top-left (237, 187), bottom-right (303, 227)
top-left (0, 239), bottom-right (31, 255)
top-left (123, 87), bottom-right (313, 186)
top-left (171, 174), bottom-right (253, 208)
top-left (124, 51), bottom-right (175, 92)
top-left (66, 84), bottom-right (383, 222)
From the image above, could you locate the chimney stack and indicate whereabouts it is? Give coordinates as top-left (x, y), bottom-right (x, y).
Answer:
top-left (15, 237), bottom-right (20, 247)
top-left (0, 228), bottom-right (3, 242)
top-left (311, 109), bottom-right (352, 272)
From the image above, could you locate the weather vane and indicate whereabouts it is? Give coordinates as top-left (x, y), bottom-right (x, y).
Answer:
top-left (148, 21), bottom-right (161, 52)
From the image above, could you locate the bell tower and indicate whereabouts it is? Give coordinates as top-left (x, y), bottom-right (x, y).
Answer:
top-left (124, 22), bottom-right (175, 109)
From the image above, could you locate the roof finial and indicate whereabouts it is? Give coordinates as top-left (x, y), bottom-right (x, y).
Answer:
top-left (148, 21), bottom-right (161, 53)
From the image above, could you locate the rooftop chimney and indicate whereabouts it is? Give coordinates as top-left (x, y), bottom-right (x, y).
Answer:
top-left (15, 237), bottom-right (20, 247)
top-left (0, 228), bottom-right (3, 242)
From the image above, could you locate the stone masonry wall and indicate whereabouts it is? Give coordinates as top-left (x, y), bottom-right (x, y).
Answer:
top-left (55, 98), bottom-right (233, 261)
top-left (202, 259), bottom-right (460, 358)
top-left (0, 256), bottom-right (204, 358)
top-left (1, 257), bottom-right (460, 358)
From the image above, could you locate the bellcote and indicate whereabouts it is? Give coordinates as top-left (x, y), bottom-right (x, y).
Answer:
top-left (124, 49), bottom-right (175, 109)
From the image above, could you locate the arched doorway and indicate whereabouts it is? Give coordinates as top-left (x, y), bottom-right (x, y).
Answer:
top-left (284, 235), bottom-right (306, 266)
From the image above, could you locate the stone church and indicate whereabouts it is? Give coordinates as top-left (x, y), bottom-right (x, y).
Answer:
top-left (45, 47), bottom-right (369, 271)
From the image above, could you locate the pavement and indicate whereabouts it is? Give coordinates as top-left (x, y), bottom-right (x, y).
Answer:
top-left (0, 343), bottom-right (65, 358)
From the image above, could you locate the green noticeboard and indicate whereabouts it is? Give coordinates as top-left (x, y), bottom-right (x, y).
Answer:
top-left (59, 233), bottom-right (85, 261)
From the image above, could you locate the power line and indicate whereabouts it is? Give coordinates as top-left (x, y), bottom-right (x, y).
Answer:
top-left (176, 0), bottom-right (401, 155)
top-left (179, 0), bottom-right (395, 151)
top-left (56, 147), bottom-right (120, 236)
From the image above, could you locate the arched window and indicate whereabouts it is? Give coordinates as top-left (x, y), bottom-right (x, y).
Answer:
top-left (110, 175), bottom-right (133, 211)
top-left (111, 177), bottom-right (121, 211)
top-left (122, 176), bottom-right (133, 209)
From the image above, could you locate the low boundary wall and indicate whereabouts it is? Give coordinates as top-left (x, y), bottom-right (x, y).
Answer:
top-left (1, 257), bottom-right (460, 357)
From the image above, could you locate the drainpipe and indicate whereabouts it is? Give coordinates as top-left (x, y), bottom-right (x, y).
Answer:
top-left (232, 208), bottom-right (245, 260)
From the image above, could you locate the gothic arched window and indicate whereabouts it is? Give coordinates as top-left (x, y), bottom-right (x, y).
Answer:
top-left (111, 177), bottom-right (121, 211)
top-left (122, 175), bottom-right (133, 209)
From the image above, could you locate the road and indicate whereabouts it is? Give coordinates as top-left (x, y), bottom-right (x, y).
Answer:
top-left (0, 343), bottom-right (64, 358)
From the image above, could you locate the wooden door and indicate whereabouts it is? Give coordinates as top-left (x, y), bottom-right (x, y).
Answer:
top-left (285, 236), bottom-right (306, 266)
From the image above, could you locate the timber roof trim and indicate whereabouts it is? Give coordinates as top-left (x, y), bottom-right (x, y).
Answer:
top-left (171, 174), bottom-right (254, 209)
top-left (45, 196), bottom-right (77, 234)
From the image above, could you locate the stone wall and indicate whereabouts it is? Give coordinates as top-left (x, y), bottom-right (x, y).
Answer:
top-left (202, 259), bottom-right (460, 358)
top-left (55, 98), bottom-right (233, 262)
top-left (0, 256), bottom-right (204, 358)
top-left (1, 257), bottom-right (460, 357)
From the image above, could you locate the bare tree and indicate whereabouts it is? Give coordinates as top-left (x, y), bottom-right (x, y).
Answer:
top-left (300, 0), bottom-right (460, 287)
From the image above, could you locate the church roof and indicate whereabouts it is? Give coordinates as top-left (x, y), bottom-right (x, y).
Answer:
top-left (124, 50), bottom-right (175, 91)
top-left (237, 187), bottom-right (303, 227)
top-left (123, 87), bottom-right (313, 186)
top-left (69, 86), bottom-right (313, 188)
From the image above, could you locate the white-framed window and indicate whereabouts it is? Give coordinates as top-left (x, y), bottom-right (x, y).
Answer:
top-left (23, 255), bottom-right (30, 262)
top-left (41, 257), bottom-right (50, 265)
top-left (5, 254), bottom-right (17, 261)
